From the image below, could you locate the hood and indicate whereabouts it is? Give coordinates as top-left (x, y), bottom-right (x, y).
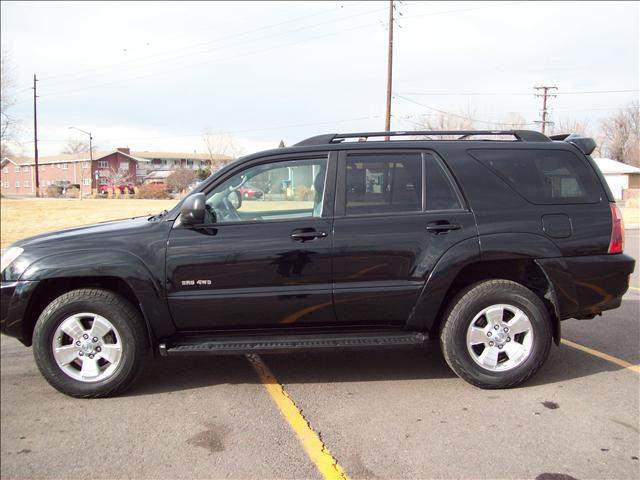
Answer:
top-left (14, 216), bottom-right (156, 249)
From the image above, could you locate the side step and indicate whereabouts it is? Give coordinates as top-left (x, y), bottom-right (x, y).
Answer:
top-left (159, 331), bottom-right (428, 356)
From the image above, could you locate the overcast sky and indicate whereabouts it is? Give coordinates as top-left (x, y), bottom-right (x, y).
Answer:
top-left (1, 0), bottom-right (638, 156)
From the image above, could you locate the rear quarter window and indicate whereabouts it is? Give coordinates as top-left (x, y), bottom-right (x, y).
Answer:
top-left (468, 149), bottom-right (603, 204)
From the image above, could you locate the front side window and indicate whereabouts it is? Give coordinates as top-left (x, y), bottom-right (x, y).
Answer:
top-left (204, 157), bottom-right (327, 224)
top-left (98, 161), bottom-right (108, 168)
top-left (345, 153), bottom-right (422, 215)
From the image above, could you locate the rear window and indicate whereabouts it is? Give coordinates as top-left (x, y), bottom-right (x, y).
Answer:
top-left (468, 149), bottom-right (603, 204)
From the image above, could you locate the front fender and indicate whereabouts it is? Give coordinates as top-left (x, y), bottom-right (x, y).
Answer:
top-left (19, 249), bottom-right (175, 340)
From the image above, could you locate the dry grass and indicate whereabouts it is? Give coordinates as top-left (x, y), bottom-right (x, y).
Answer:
top-left (0, 198), bottom-right (314, 248)
top-left (1, 198), bottom-right (177, 248)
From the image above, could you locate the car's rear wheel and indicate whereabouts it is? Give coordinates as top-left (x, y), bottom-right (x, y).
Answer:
top-left (440, 280), bottom-right (552, 389)
top-left (33, 289), bottom-right (147, 398)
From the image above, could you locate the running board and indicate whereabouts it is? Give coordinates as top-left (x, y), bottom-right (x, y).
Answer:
top-left (159, 331), bottom-right (428, 356)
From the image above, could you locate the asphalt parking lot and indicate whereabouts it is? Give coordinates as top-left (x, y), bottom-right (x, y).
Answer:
top-left (1, 231), bottom-right (638, 480)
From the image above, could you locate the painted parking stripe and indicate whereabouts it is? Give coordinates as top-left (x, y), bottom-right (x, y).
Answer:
top-left (247, 354), bottom-right (350, 480)
top-left (561, 339), bottom-right (640, 373)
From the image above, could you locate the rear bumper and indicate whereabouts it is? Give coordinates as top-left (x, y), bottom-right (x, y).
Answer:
top-left (538, 254), bottom-right (635, 319)
top-left (0, 281), bottom-right (39, 346)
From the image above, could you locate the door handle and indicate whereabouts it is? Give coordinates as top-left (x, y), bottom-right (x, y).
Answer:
top-left (426, 222), bottom-right (462, 233)
top-left (290, 230), bottom-right (328, 241)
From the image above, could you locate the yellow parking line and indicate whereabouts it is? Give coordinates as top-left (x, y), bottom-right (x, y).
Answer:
top-left (561, 339), bottom-right (640, 373)
top-left (247, 354), bottom-right (350, 480)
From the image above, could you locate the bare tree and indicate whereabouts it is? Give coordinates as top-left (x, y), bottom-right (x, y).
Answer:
top-left (495, 113), bottom-right (529, 129)
top-left (413, 110), bottom-right (475, 139)
top-left (106, 167), bottom-right (134, 187)
top-left (600, 103), bottom-right (640, 167)
top-left (166, 167), bottom-right (195, 193)
top-left (62, 138), bottom-right (91, 155)
top-left (203, 130), bottom-right (243, 170)
top-left (550, 118), bottom-right (591, 136)
top-left (1, 49), bottom-right (19, 158)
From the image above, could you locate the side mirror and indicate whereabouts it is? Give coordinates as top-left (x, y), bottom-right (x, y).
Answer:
top-left (181, 193), bottom-right (206, 226)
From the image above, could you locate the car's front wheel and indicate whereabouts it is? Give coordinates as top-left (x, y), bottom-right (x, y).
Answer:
top-left (33, 289), bottom-right (148, 398)
top-left (440, 280), bottom-right (552, 389)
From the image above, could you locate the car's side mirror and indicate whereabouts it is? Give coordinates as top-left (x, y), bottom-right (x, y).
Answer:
top-left (181, 193), bottom-right (206, 226)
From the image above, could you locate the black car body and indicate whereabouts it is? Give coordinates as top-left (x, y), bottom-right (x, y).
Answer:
top-left (0, 130), bottom-right (635, 397)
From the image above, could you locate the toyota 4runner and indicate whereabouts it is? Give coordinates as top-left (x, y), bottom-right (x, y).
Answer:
top-left (0, 130), bottom-right (635, 397)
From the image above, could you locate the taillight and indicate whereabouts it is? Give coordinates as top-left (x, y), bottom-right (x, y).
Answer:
top-left (608, 202), bottom-right (624, 254)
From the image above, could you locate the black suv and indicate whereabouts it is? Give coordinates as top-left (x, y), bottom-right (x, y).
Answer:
top-left (1, 130), bottom-right (635, 397)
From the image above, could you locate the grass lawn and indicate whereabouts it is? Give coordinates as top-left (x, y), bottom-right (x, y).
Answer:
top-left (0, 198), bottom-right (314, 248)
top-left (1, 198), bottom-right (177, 248)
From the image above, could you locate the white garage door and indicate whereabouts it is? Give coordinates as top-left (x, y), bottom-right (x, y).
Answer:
top-left (604, 174), bottom-right (627, 200)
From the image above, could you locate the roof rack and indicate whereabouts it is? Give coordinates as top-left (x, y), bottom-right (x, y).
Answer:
top-left (295, 130), bottom-right (551, 146)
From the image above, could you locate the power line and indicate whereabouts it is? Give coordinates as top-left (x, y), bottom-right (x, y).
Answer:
top-left (27, 20), bottom-right (383, 103)
top-left (18, 114), bottom-right (383, 146)
top-left (40, 2), bottom-right (384, 89)
top-left (395, 89), bottom-right (639, 96)
top-left (400, 1), bottom-right (526, 20)
top-left (40, 2), bottom-right (368, 85)
top-left (394, 93), bottom-right (529, 127)
top-left (23, 0), bottom-right (528, 98)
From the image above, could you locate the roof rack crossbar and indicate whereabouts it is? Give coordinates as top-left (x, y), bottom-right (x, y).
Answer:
top-left (295, 130), bottom-right (550, 146)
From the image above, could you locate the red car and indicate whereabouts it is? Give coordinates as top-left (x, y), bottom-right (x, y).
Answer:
top-left (238, 186), bottom-right (263, 199)
top-left (98, 184), bottom-right (136, 195)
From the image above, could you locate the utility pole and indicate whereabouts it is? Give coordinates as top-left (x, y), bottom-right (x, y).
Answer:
top-left (384, 0), bottom-right (394, 137)
top-left (33, 74), bottom-right (40, 197)
top-left (534, 85), bottom-right (557, 134)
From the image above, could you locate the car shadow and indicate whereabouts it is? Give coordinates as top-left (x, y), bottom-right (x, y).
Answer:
top-left (125, 337), bottom-right (630, 397)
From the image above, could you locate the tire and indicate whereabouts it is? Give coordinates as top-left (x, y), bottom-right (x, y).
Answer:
top-left (33, 288), bottom-right (148, 398)
top-left (440, 280), bottom-right (552, 389)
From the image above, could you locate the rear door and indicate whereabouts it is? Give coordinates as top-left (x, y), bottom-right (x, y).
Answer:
top-left (332, 149), bottom-right (476, 326)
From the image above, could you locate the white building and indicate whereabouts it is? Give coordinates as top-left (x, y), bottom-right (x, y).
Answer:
top-left (592, 158), bottom-right (640, 201)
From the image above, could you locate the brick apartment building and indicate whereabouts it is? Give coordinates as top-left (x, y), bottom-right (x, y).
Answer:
top-left (0, 148), bottom-right (229, 196)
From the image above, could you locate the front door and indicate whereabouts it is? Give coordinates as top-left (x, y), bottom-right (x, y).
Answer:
top-left (166, 153), bottom-right (337, 330)
top-left (332, 149), bottom-right (476, 325)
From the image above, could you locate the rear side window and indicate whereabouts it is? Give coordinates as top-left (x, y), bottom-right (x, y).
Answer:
top-left (346, 153), bottom-right (422, 215)
top-left (468, 149), bottom-right (603, 204)
top-left (425, 153), bottom-right (462, 210)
